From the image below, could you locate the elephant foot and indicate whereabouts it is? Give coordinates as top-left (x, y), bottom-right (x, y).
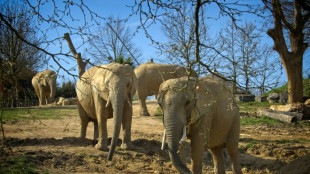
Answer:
top-left (95, 143), bottom-right (109, 151)
top-left (121, 142), bottom-right (134, 150)
top-left (140, 112), bottom-right (150, 117)
top-left (79, 135), bottom-right (86, 139)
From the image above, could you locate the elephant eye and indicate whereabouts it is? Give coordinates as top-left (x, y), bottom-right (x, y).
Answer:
top-left (185, 100), bottom-right (190, 106)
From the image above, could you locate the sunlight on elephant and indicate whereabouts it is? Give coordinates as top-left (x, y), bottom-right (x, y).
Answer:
top-left (32, 69), bottom-right (57, 106)
top-left (158, 76), bottom-right (242, 174)
top-left (134, 62), bottom-right (197, 116)
top-left (76, 63), bottom-right (137, 161)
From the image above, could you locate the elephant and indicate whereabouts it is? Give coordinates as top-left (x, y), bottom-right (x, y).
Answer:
top-left (158, 76), bottom-right (242, 174)
top-left (76, 63), bottom-right (137, 161)
top-left (32, 69), bottom-right (57, 106)
top-left (134, 62), bottom-right (197, 116)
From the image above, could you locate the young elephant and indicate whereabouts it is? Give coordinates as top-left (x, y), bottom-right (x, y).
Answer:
top-left (158, 77), bottom-right (242, 174)
top-left (134, 62), bottom-right (197, 116)
top-left (76, 63), bottom-right (137, 161)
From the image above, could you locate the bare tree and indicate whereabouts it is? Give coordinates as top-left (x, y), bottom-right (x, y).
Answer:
top-left (159, 3), bottom-right (217, 75)
top-left (262, 0), bottom-right (310, 103)
top-left (218, 20), bottom-right (241, 93)
top-left (87, 16), bottom-right (141, 67)
top-left (252, 45), bottom-right (284, 95)
top-left (0, 1), bottom-right (43, 107)
top-left (238, 22), bottom-right (262, 93)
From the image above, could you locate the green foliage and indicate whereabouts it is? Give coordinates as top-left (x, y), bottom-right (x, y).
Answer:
top-left (56, 80), bottom-right (76, 98)
top-left (264, 78), bottom-right (310, 97)
top-left (275, 138), bottom-right (310, 144)
top-left (1, 108), bottom-right (78, 121)
top-left (0, 156), bottom-right (37, 174)
top-left (155, 107), bottom-right (163, 120)
top-left (246, 141), bottom-right (257, 149)
top-left (239, 140), bottom-right (257, 152)
top-left (240, 116), bottom-right (281, 126)
top-left (115, 56), bottom-right (134, 68)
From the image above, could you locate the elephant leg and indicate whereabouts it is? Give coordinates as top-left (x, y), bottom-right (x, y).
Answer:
top-left (93, 120), bottom-right (99, 140)
top-left (93, 95), bottom-right (108, 151)
top-left (121, 101), bottom-right (134, 149)
top-left (77, 102), bottom-right (89, 139)
top-left (210, 147), bottom-right (225, 174)
top-left (191, 131), bottom-right (205, 174)
top-left (227, 144), bottom-right (242, 174)
top-left (138, 95), bottom-right (150, 116)
top-left (227, 125), bottom-right (242, 174)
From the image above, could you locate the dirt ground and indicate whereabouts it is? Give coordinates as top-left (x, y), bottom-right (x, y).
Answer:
top-left (1, 100), bottom-right (310, 174)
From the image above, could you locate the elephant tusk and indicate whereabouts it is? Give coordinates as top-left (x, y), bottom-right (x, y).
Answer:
top-left (127, 98), bottom-right (132, 107)
top-left (105, 99), bottom-right (111, 108)
top-left (161, 129), bottom-right (166, 150)
top-left (179, 126), bottom-right (187, 143)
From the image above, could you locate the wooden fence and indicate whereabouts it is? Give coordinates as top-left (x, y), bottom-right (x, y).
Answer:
top-left (0, 99), bottom-right (39, 108)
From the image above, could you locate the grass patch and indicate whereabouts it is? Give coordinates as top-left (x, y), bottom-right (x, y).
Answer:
top-left (239, 140), bottom-right (257, 152)
top-left (237, 101), bottom-right (281, 113)
top-left (0, 155), bottom-right (38, 174)
top-left (1, 108), bottom-right (78, 121)
top-left (155, 107), bottom-right (163, 120)
top-left (240, 116), bottom-right (281, 126)
top-left (276, 139), bottom-right (291, 144)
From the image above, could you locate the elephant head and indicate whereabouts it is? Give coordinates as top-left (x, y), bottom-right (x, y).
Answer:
top-left (40, 70), bottom-right (57, 99)
top-left (157, 77), bottom-right (198, 173)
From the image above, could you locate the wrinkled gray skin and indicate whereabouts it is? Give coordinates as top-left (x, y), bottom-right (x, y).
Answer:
top-left (76, 63), bottom-right (137, 161)
top-left (32, 69), bottom-right (57, 106)
top-left (135, 62), bottom-right (197, 116)
top-left (158, 77), bottom-right (242, 174)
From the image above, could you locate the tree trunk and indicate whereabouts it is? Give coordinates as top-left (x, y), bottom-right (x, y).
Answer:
top-left (266, 0), bottom-right (308, 104)
top-left (257, 108), bottom-right (301, 123)
top-left (284, 54), bottom-right (303, 103)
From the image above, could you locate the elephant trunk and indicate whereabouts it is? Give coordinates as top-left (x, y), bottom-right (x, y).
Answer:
top-left (49, 79), bottom-right (56, 100)
top-left (107, 92), bottom-right (125, 161)
top-left (165, 115), bottom-right (192, 174)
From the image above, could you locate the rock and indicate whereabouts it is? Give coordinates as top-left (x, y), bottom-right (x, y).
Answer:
top-left (255, 96), bottom-right (267, 102)
top-left (279, 92), bottom-right (288, 104)
top-left (267, 93), bottom-right (280, 103)
top-left (56, 97), bottom-right (77, 106)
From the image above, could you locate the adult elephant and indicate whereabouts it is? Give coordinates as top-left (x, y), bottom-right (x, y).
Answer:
top-left (158, 77), bottom-right (242, 174)
top-left (32, 69), bottom-right (57, 106)
top-left (134, 62), bottom-right (197, 116)
top-left (76, 63), bottom-right (137, 161)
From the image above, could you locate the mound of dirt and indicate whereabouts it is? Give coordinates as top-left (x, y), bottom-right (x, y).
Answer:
top-left (277, 154), bottom-right (310, 174)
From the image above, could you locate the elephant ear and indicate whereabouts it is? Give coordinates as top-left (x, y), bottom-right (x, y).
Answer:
top-left (190, 83), bottom-right (216, 123)
top-left (131, 71), bottom-right (137, 98)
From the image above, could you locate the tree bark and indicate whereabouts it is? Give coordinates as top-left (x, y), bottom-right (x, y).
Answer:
top-left (63, 33), bottom-right (88, 78)
top-left (266, 0), bottom-right (309, 104)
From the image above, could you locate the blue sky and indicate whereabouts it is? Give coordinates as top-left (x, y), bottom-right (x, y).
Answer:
top-left (38, 0), bottom-right (309, 87)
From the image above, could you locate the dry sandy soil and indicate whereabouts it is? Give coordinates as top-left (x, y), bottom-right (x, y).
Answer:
top-left (1, 100), bottom-right (310, 173)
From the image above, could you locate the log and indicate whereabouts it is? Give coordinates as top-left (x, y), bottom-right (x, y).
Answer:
top-left (257, 108), bottom-right (302, 123)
